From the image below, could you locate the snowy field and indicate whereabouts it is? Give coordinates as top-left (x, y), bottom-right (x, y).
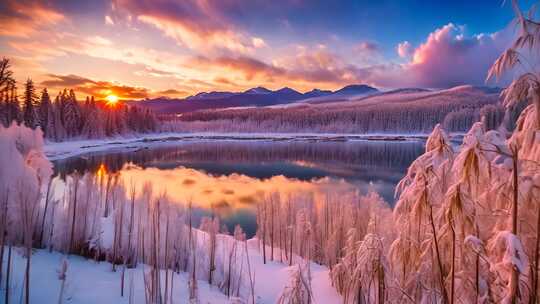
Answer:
top-left (5, 239), bottom-right (340, 304)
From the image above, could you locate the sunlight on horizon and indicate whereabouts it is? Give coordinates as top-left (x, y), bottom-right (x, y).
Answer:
top-left (105, 94), bottom-right (119, 106)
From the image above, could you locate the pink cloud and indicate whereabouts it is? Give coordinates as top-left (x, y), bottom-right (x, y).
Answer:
top-left (404, 23), bottom-right (510, 88)
top-left (355, 41), bottom-right (379, 54)
top-left (396, 41), bottom-right (412, 58)
top-left (257, 24), bottom-right (510, 90)
top-left (359, 23), bottom-right (511, 88)
top-left (114, 0), bottom-right (265, 54)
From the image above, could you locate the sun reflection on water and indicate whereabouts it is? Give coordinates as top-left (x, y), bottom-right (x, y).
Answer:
top-left (97, 163), bottom-right (107, 178)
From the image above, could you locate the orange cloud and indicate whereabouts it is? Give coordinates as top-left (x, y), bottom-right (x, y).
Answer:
top-left (40, 73), bottom-right (190, 100)
top-left (115, 0), bottom-right (263, 54)
top-left (189, 56), bottom-right (286, 81)
top-left (186, 48), bottom-right (368, 91)
top-left (40, 74), bottom-right (156, 100)
top-left (155, 89), bottom-right (189, 98)
top-left (0, 0), bottom-right (65, 38)
top-left (214, 76), bottom-right (238, 87)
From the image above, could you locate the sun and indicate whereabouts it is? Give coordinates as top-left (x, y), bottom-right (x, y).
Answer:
top-left (105, 94), bottom-right (119, 106)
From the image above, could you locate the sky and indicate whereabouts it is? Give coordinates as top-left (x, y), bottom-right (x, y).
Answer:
top-left (0, 0), bottom-right (531, 100)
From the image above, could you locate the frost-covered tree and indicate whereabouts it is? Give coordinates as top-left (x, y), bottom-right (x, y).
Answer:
top-left (0, 124), bottom-right (52, 304)
top-left (277, 263), bottom-right (313, 304)
top-left (81, 97), bottom-right (105, 139)
top-left (389, 124), bottom-right (454, 302)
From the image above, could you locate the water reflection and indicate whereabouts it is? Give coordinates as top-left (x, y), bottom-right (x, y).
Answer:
top-left (53, 140), bottom-right (424, 236)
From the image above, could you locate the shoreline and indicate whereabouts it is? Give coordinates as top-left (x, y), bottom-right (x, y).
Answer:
top-left (44, 131), bottom-right (462, 161)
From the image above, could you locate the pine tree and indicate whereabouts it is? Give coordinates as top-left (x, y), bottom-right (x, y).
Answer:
top-left (49, 97), bottom-right (67, 141)
top-left (0, 58), bottom-right (15, 127)
top-left (38, 88), bottom-right (52, 136)
top-left (0, 59), bottom-right (19, 127)
top-left (62, 89), bottom-right (82, 137)
top-left (22, 79), bottom-right (38, 129)
top-left (81, 98), bottom-right (105, 138)
top-left (0, 58), bottom-right (13, 98)
top-left (2, 81), bottom-right (19, 127)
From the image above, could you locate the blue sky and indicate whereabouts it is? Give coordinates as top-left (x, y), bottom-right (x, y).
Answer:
top-left (0, 0), bottom-right (528, 99)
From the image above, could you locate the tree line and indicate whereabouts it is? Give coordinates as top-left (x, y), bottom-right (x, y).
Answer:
top-left (0, 58), bottom-right (157, 141)
top-left (164, 86), bottom-right (512, 134)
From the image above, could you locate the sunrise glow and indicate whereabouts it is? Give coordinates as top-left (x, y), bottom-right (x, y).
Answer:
top-left (105, 94), bottom-right (118, 106)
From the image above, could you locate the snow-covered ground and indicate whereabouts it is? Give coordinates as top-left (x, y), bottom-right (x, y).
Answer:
top-left (44, 132), bottom-right (440, 161)
top-left (6, 249), bottom-right (230, 304)
top-left (5, 238), bottom-right (340, 304)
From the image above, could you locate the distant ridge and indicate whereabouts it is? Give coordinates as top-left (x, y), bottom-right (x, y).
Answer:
top-left (135, 84), bottom-right (379, 114)
top-left (186, 91), bottom-right (235, 100)
top-left (134, 84), bottom-right (503, 115)
top-left (332, 84), bottom-right (378, 96)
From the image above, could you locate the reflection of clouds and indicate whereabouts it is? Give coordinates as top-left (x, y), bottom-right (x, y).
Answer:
top-left (182, 178), bottom-right (196, 185)
top-left (119, 164), bottom-right (359, 213)
top-left (291, 160), bottom-right (357, 177)
top-left (291, 160), bottom-right (318, 168)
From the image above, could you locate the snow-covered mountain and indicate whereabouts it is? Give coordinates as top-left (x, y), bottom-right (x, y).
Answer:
top-left (243, 86), bottom-right (273, 94)
top-left (135, 84), bottom-right (379, 114)
top-left (303, 88), bottom-right (333, 99)
top-left (332, 84), bottom-right (378, 96)
top-left (186, 91), bottom-right (235, 100)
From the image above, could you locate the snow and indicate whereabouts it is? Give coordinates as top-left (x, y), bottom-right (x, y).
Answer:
top-left (5, 249), bottom-right (231, 304)
top-left (242, 239), bottom-right (341, 304)
top-left (4, 236), bottom-right (341, 304)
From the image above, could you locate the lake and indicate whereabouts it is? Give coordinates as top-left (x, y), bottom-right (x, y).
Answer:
top-left (52, 139), bottom-right (424, 237)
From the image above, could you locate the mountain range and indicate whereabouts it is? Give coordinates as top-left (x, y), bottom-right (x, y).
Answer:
top-left (134, 84), bottom-right (379, 114)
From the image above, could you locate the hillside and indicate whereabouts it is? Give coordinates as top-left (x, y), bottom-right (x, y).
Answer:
top-left (164, 85), bottom-right (506, 134)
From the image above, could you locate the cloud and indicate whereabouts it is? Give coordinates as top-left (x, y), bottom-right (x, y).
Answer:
top-left (242, 23), bottom-right (510, 90)
top-left (114, 0), bottom-right (265, 54)
top-left (214, 77), bottom-right (238, 86)
top-left (40, 74), bottom-right (151, 99)
top-left (86, 36), bottom-right (113, 46)
top-left (105, 15), bottom-right (115, 26)
top-left (0, 0), bottom-right (65, 38)
top-left (155, 89), bottom-right (189, 98)
top-left (135, 66), bottom-right (178, 78)
top-left (276, 48), bottom-right (364, 85)
top-left (185, 47), bottom-right (376, 91)
top-left (396, 41), bottom-right (412, 58)
top-left (251, 37), bottom-right (267, 48)
top-left (403, 23), bottom-right (510, 88)
top-left (348, 24), bottom-right (511, 89)
top-left (355, 41), bottom-right (379, 54)
top-left (41, 74), bottom-right (95, 87)
top-left (188, 55), bottom-right (286, 82)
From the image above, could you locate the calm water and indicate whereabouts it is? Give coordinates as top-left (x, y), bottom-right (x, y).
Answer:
top-left (52, 140), bottom-right (424, 236)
